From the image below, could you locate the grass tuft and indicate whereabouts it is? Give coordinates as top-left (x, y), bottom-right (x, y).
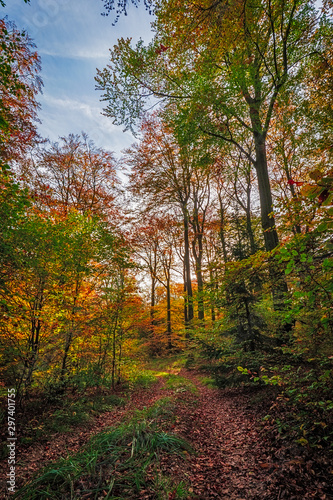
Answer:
top-left (163, 375), bottom-right (198, 394)
top-left (14, 398), bottom-right (193, 500)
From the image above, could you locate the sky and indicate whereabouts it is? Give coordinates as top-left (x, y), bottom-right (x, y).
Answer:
top-left (2, 0), bottom-right (154, 156)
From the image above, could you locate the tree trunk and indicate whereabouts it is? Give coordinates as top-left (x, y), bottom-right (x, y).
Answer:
top-left (117, 326), bottom-right (123, 384)
top-left (111, 323), bottom-right (116, 390)
top-left (166, 273), bottom-right (172, 349)
top-left (183, 211), bottom-right (193, 322)
top-left (24, 318), bottom-right (41, 389)
top-left (183, 260), bottom-right (188, 328)
top-left (23, 278), bottom-right (45, 391)
top-left (254, 135), bottom-right (279, 252)
top-left (253, 132), bottom-right (289, 313)
top-left (218, 193), bottom-right (228, 264)
top-left (60, 279), bottom-right (80, 383)
top-left (246, 182), bottom-right (256, 255)
top-left (192, 234), bottom-right (204, 321)
top-left (60, 329), bottom-right (73, 383)
top-left (209, 268), bottom-right (216, 322)
top-left (150, 275), bottom-right (156, 331)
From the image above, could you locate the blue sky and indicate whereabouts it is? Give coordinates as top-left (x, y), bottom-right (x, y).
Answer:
top-left (3, 0), bottom-right (153, 155)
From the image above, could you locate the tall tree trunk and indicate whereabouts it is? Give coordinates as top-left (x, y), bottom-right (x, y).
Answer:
top-left (166, 272), bottom-right (172, 349)
top-left (150, 275), bottom-right (156, 331)
top-left (60, 328), bottom-right (73, 383)
top-left (209, 268), bottom-right (216, 323)
top-left (111, 322), bottom-right (116, 390)
top-left (218, 193), bottom-right (228, 264)
top-left (246, 182), bottom-right (256, 255)
top-left (117, 326), bottom-right (123, 384)
top-left (183, 260), bottom-right (188, 328)
top-left (24, 318), bottom-right (42, 390)
top-left (23, 277), bottom-right (45, 392)
top-left (183, 210), bottom-right (193, 323)
top-left (60, 279), bottom-right (80, 383)
top-left (192, 233), bottom-right (204, 321)
top-left (286, 174), bottom-right (302, 235)
top-left (253, 132), bottom-right (289, 313)
top-left (254, 135), bottom-right (279, 252)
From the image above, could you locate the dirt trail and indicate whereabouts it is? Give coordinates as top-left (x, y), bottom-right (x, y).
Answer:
top-left (161, 369), bottom-right (274, 499)
top-left (0, 377), bottom-right (171, 494)
top-left (1, 368), bottom-right (331, 499)
top-left (159, 369), bottom-right (331, 500)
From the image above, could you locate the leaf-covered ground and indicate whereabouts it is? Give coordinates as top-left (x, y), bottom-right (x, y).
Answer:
top-left (158, 369), bottom-right (332, 499)
top-left (1, 368), bottom-right (332, 499)
top-left (0, 377), bottom-right (171, 495)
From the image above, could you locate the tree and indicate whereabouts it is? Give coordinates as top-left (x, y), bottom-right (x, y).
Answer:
top-left (0, 165), bottom-right (29, 290)
top-left (0, 208), bottom-right (132, 393)
top-left (89, 226), bottom-right (134, 388)
top-left (131, 215), bottom-right (160, 332)
top-left (101, 0), bottom-right (153, 24)
top-left (0, 18), bottom-right (42, 164)
top-left (130, 212), bottom-right (177, 345)
top-left (126, 114), bottom-right (216, 325)
top-left (23, 133), bottom-right (118, 219)
top-left (125, 116), bottom-right (194, 323)
top-left (96, 0), bottom-right (320, 254)
top-left (0, 16), bottom-right (41, 316)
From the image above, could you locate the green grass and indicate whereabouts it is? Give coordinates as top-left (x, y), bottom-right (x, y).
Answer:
top-left (15, 392), bottom-right (127, 452)
top-left (41, 394), bottom-right (125, 434)
top-left (14, 398), bottom-right (193, 500)
top-left (163, 375), bottom-right (198, 394)
top-left (129, 370), bottom-right (157, 389)
top-left (198, 376), bottom-right (217, 388)
top-left (146, 355), bottom-right (187, 373)
top-left (89, 394), bottom-right (126, 413)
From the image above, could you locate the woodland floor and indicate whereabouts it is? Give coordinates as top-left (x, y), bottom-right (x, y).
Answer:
top-left (1, 365), bottom-right (332, 499)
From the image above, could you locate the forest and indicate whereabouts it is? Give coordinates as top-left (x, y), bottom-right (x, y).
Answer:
top-left (0, 0), bottom-right (332, 498)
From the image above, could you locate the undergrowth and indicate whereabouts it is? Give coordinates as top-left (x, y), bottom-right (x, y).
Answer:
top-left (163, 374), bottom-right (198, 394)
top-left (14, 398), bottom-right (193, 500)
top-left (186, 341), bottom-right (333, 452)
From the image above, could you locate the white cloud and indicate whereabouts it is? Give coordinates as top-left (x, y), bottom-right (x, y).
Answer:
top-left (4, 0), bottom-right (152, 158)
top-left (38, 93), bottom-right (135, 155)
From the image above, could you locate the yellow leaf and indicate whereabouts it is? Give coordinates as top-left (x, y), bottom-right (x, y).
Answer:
top-left (309, 169), bottom-right (323, 181)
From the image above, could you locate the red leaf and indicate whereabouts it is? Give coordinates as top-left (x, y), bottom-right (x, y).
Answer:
top-left (318, 189), bottom-right (329, 205)
top-left (156, 44), bottom-right (169, 55)
top-left (168, 489), bottom-right (176, 500)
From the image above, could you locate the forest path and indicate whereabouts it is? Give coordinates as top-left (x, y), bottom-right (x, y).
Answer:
top-left (0, 376), bottom-right (174, 495)
top-left (1, 363), bottom-right (329, 498)
top-left (162, 368), bottom-right (330, 500)
top-left (160, 368), bottom-right (275, 499)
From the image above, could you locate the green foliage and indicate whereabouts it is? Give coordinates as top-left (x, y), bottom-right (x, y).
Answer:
top-left (11, 389), bottom-right (127, 452)
top-left (44, 402), bottom-right (92, 434)
top-left (256, 357), bottom-right (333, 449)
top-left (273, 230), bottom-right (333, 356)
top-left (208, 346), bottom-right (270, 389)
top-left (0, 207), bottom-right (134, 394)
top-left (91, 394), bottom-right (126, 413)
top-left (199, 335), bottom-right (333, 449)
top-left (69, 365), bottom-right (113, 392)
top-left (0, 165), bottom-right (30, 287)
